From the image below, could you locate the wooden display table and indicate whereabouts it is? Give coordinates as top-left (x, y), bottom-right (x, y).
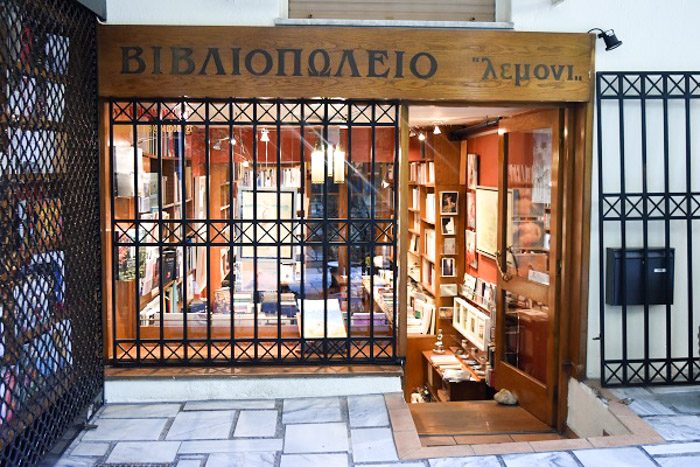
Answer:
top-left (422, 350), bottom-right (491, 402)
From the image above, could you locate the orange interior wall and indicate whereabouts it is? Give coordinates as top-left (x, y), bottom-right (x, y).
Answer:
top-left (465, 132), bottom-right (498, 284)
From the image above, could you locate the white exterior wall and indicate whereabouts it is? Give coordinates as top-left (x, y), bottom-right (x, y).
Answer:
top-left (512, 0), bottom-right (700, 380)
top-left (104, 0), bottom-right (700, 381)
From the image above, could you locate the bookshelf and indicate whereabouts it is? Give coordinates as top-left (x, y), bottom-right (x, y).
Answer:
top-left (406, 131), bottom-right (465, 338)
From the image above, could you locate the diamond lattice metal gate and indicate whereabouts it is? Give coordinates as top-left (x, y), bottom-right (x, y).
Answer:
top-left (598, 72), bottom-right (700, 386)
top-left (1, 0), bottom-right (102, 464)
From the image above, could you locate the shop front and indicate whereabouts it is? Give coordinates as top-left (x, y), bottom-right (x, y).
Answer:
top-left (97, 25), bottom-right (595, 435)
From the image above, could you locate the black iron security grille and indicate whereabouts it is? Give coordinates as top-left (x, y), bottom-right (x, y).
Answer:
top-left (597, 72), bottom-right (700, 385)
top-left (109, 98), bottom-right (399, 366)
top-left (0, 0), bottom-right (102, 464)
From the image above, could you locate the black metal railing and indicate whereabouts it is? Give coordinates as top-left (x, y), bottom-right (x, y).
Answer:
top-left (109, 98), bottom-right (399, 366)
top-left (598, 72), bottom-right (700, 385)
top-left (0, 0), bottom-right (102, 464)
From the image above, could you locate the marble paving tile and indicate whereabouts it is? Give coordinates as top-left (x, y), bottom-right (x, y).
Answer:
top-left (82, 418), bottom-right (168, 441)
top-left (176, 460), bottom-right (204, 467)
top-left (184, 400), bottom-right (276, 411)
top-left (429, 457), bottom-right (500, 467)
top-left (280, 453), bottom-right (349, 467)
top-left (105, 441), bottom-right (180, 464)
top-left (644, 441), bottom-right (700, 455)
top-left (655, 455), bottom-right (700, 467)
top-left (658, 393), bottom-right (700, 414)
top-left (360, 463), bottom-right (426, 467)
top-left (351, 427), bottom-right (398, 463)
top-left (100, 403), bottom-right (182, 418)
top-left (646, 416), bottom-right (700, 441)
top-left (284, 423), bottom-right (349, 453)
top-left (282, 397), bottom-right (342, 424)
top-left (70, 442), bottom-right (110, 457)
top-left (503, 451), bottom-right (578, 467)
top-left (166, 410), bottom-right (236, 440)
top-left (610, 387), bottom-right (654, 399)
top-left (179, 439), bottom-right (283, 454)
top-left (348, 395), bottom-right (389, 428)
top-left (628, 398), bottom-right (677, 416)
top-left (234, 410), bottom-right (278, 438)
top-left (574, 447), bottom-right (656, 467)
top-left (53, 455), bottom-right (97, 467)
top-left (649, 386), bottom-right (700, 395)
top-left (206, 452), bottom-right (276, 467)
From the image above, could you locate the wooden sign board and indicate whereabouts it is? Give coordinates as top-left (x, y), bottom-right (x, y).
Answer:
top-left (98, 25), bottom-right (595, 102)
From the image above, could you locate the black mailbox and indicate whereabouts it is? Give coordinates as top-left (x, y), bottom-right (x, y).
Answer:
top-left (605, 248), bottom-right (674, 306)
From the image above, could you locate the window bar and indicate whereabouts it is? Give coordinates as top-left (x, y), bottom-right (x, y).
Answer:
top-left (616, 74), bottom-right (628, 384)
top-left (662, 75), bottom-right (672, 382)
top-left (300, 103), bottom-right (306, 360)
top-left (640, 78), bottom-right (650, 383)
top-left (253, 101), bottom-right (259, 360)
top-left (181, 100), bottom-right (189, 363)
top-left (323, 101), bottom-right (329, 360)
top-left (205, 101), bottom-right (212, 360)
top-left (109, 100), bottom-right (118, 364)
top-left (157, 101), bottom-right (165, 361)
top-left (392, 104), bottom-right (399, 358)
top-left (596, 74), bottom-right (607, 383)
top-left (684, 74), bottom-right (694, 382)
top-left (229, 100), bottom-right (235, 362)
top-left (277, 102), bottom-right (282, 360)
top-left (132, 102), bottom-right (141, 364)
top-left (346, 102), bottom-right (353, 360)
top-left (369, 103), bottom-right (377, 359)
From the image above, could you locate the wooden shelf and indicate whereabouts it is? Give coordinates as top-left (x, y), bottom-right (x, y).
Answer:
top-left (408, 228), bottom-right (421, 236)
top-left (421, 217), bottom-right (435, 225)
top-left (422, 254), bottom-right (436, 264)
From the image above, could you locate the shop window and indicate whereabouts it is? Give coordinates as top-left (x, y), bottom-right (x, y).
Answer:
top-left (108, 99), bottom-right (399, 365)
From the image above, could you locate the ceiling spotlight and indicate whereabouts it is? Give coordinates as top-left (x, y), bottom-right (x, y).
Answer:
top-left (588, 28), bottom-right (622, 51)
top-left (418, 132), bottom-right (426, 142)
top-left (260, 128), bottom-right (270, 143)
top-left (433, 125), bottom-right (441, 135)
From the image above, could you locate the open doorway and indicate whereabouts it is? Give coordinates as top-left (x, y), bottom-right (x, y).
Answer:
top-left (403, 104), bottom-right (571, 445)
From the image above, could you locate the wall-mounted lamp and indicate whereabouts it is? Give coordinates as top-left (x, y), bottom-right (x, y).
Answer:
top-left (260, 128), bottom-right (270, 143)
top-left (212, 137), bottom-right (236, 151)
top-left (588, 28), bottom-right (622, 51)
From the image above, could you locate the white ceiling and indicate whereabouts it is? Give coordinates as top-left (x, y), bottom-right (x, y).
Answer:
top-left (408, 105), bottom-right (525, 127)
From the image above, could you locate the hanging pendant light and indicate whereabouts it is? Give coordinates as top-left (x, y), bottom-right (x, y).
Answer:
top-left (326, 144), bottom-right (335, 178)
top-left (433, 125), bottom-right (441, 135)
top-left (260, 128), bottom-right (270, 142)
top-left (311, 144), bottom-right (325, 184)
top-left (333, 145), bottom-right (346, 184)
top-left (418, 132), bottom-right (426, 141)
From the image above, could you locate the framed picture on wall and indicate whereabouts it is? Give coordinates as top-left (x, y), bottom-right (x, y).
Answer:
top-left (438, 307), bottom-right (454, 320)
top-left (240, 189), bottom-right (294, 259)
top-left (467, 191), bottom-right (476, 230)
top-left (439, 283), bottom-right (458, 297)
top-left (443, 237), bottom-right (456, 255)
top-left (466, 230), bottom-right (477, 269)
top-left (440, 217), bottom-right (455, 236)
top-left (441, 257), bottom-right (456, 277)
top-left (468, 153), bottom-right (479, 189)
top-left (439, 191), bottom-right (459, 215)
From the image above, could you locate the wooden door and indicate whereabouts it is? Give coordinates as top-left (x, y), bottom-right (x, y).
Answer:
top-left (495, 109), bottom-right (564, 426)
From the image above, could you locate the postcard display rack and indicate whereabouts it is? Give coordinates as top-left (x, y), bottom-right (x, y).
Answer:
top-left (0, 1), bottom-right (104, 461)
top-left (407, 132), bottom-right (465, 337)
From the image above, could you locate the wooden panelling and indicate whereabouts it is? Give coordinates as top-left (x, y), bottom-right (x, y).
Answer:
top-left (97, 26), bottom-right (594, 103)
top-left (289, 0), bottom-right (495, 22)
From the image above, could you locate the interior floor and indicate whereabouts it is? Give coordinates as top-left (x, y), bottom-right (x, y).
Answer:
top-left (410, 400), bottom-right (567, 447)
